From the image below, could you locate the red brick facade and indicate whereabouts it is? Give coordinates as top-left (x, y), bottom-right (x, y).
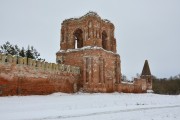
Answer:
top-left (57, 47), bottom-right (121, 92)
top-left (0, 55), bottom-right (80, 96)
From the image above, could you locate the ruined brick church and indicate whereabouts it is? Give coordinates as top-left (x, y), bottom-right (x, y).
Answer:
top-left (0, 12), bottom-right (152, 96)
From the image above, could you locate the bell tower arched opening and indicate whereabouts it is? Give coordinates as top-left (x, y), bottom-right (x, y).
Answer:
top-left (73, 29), bottom-right (83, 49)
top-left (102, 31), bottom-right (107, 49)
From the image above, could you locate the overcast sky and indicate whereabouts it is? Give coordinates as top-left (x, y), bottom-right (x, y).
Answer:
top-left (0, 0), bottom-right (180, 79)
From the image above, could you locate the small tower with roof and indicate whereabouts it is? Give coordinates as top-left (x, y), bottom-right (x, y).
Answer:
top-left (140, 60), bottom-right (152, 90)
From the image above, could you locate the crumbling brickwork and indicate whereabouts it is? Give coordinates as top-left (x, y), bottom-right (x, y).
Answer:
top-left (57, 47), bottom-right (121, 92)
top-left (57, 12), bottom-right (151, 93)
top-left (57, 12), bottom-right (121, 92)
top-left (118, 78), bottom-right (147, 93)
top-left (60, 12), bottom-right (116, 52)
top-left (0, 12), bottom-right (152, 96)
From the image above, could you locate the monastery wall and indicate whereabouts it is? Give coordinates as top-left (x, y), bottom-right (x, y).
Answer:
top-left (0, 53), bottom-right (80, 96)
top-left (117, 78), bottom-right (147, 93)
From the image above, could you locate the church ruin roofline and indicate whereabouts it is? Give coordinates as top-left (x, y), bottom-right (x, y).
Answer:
top-left (61, 11), bottom-right (113, 25)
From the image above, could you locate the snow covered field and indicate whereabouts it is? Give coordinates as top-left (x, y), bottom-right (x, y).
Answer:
top-left (0, 93), bottom-right (180, 120)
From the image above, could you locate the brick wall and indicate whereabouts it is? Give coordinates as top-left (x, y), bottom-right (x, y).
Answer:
top-left (117, 78), bottom-right (147, 93)
top-left (0, 54), bottom-right (80, 96)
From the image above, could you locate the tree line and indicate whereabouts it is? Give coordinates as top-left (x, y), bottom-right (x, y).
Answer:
top-left (0, 41), bottom-right (45, 61)
top-left (152, 75), bottom-right (180, 95)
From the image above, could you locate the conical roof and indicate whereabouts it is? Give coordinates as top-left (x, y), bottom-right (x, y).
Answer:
top-left (141, 60), bottom-right (151, 76)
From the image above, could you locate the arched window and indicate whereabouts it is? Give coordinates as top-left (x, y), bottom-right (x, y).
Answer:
top-left (73, 28), bottom-right (83, 49)
top-left (102, 31), bottom-right (107, 49)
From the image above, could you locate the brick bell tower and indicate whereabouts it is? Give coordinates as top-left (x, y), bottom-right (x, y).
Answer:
top-left (56, 12), bottom-right (121, 92)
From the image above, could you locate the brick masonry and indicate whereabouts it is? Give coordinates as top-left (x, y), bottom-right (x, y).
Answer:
top-left (0, 54), bottom-right (80, 96)
top-left (57, 47), bottom-right (121, 92)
